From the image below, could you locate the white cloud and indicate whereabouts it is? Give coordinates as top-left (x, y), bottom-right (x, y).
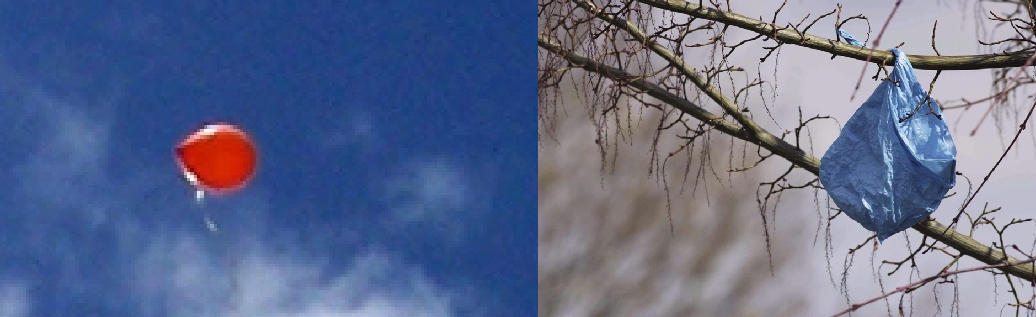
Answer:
top-left (390, 159), bottom-right (470, 222)
top-left (11, 90), bottom-right (110, 209)
top-left (382, 157), bottom-right (481, 242)
top-left (132, 234), bottom-right (457, 317)
top-left (321, 111), bottom-right (377, 153)
top-left (0, 284), bottom-right (27, 317)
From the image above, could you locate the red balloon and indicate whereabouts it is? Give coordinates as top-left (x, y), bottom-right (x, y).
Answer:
top-left (175, 123), bottom-right (257, 195)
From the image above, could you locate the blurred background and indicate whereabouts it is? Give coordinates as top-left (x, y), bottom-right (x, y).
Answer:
top-left (539, 94), bottom-right (812, 316)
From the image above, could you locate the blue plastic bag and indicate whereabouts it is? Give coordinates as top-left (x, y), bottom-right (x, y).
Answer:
top-left (819, 30), bottom-right (957, 242)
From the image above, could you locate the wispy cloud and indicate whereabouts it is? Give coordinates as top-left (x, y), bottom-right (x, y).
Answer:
top-left (321, 111), bottom-right (377, 153)
top-left (11, 91), bottom-right (110, 210)
top-left (382, 157), bottom-right (481, 242)
top-left (132, 234), bottom-right (457, 317)
top-left (0, 283), bottom-right (27, 317)
top-left (389, 158), bottom-right (470, 223)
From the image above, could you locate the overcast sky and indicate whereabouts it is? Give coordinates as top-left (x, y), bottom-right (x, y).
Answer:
top-left (0, 1), bottom-right (534, 316)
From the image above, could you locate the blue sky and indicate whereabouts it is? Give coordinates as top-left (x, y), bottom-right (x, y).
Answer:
top-left (0, 1), bottom-right (533, 316)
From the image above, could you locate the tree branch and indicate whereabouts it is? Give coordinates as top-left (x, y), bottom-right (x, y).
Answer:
top-left (831, 253), bottom-right (1036, 317)
top-left (538, 35), bottom-right (1036, 282)
top-left (912, 218), bottom-right (1036, 282)
top-left (571, 0), bottom-right (817, 173)
top-left (637, 0), bottom-right (1036, 70)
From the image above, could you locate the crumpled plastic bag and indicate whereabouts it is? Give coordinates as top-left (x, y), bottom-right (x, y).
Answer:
top-left (819, 30), bottom-right (957, 242)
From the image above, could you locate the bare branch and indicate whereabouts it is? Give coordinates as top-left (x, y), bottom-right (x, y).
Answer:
top-left (833, 251), bottom-right (1036, 316)
top-left (570, 0), bottom-right (816, 172)
top-left (637, 0), bottom-right (1036, 70)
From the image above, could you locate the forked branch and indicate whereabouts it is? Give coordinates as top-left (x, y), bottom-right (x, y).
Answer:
top-left (637, 0), bottom-right (1036, 70)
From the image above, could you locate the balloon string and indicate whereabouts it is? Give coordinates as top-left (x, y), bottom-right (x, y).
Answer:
top-left (194, 190), bottom-right (242, 316)
top-left (196, 190), bottom-right (216, 232)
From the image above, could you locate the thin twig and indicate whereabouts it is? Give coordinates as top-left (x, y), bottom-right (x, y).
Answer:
top-left (931, 20), bottom-right (941, 56)
top-left (944, 96), bottom-right (1036, 235)
top-left (969, 50), bottom-right (1036, 135)
top-left (831, 254), bottom-right (1036, 317)
top-left (850, 0), bottom-right (902, 101)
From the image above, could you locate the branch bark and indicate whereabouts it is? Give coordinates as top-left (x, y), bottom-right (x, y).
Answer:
top-left (538, 35), bottom-right (1036, 282)
top-left (637, 0), bottom-right (1035, 70)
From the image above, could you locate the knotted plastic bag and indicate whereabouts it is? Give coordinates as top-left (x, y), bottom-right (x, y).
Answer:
top-left (819, 30), bottom-right (957, 242)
